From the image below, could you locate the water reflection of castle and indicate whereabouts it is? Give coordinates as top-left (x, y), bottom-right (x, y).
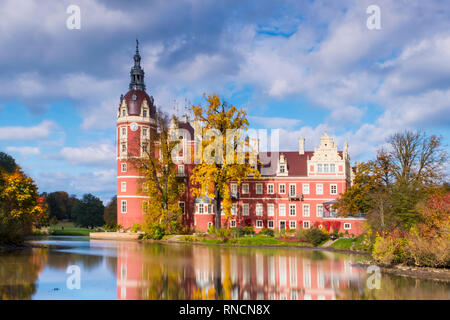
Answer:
top-left (116, 242), bottom-right (364, 300)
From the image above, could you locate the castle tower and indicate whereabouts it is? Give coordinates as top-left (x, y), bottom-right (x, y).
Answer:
top-left (117, 40), bottom-right (156, 229)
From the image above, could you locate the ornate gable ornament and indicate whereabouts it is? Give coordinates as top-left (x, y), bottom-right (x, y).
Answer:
top-left (310, 133), bottom-right (342, 162)
top-left (276, 153), bottom-right (289, 176)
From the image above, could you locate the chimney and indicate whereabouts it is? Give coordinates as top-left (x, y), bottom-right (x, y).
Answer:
top-left (299, 137), bottom-right (305, 155)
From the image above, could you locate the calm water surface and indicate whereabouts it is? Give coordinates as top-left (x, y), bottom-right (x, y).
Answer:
top-left (0, 236), bottom-right (448, 300)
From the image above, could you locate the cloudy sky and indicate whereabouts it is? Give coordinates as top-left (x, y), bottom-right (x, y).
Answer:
top-left (0, 0), bottom-right (449, 202)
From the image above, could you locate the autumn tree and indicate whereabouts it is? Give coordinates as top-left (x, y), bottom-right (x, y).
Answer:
top-left (190, 94), bottom-right (260, 228)
top-left (135, 110), bottom-right (186, 235)
top-left (335, 130), bottom-right (448, 232)
top-left (0, 166), bottom-right (43, 243)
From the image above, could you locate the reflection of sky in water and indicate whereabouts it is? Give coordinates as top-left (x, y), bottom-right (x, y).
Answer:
top-left (31, 237), bottom-right (117, 300)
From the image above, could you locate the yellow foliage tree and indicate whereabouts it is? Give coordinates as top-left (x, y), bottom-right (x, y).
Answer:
top-left (190, 94), bottom-right (260, 228)
top-left (0, 169), bottom-right (43, 243)
top-left (134, 110), bottom-right (186, 235)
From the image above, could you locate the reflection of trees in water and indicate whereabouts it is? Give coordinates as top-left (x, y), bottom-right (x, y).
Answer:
top-left (336, 275), bottom-right (450, 300)
top-left (105, 256), bottom-right (117, 276)
top-left (45, 251), bottom-right (103, 271)
top-left (137, 244), bottom-right (194, 300)
top-left (0, 248), bottom-right (48, 299)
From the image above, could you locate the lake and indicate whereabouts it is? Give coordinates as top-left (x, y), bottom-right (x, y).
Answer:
top-left (0, 236), bottom-right (448, 300)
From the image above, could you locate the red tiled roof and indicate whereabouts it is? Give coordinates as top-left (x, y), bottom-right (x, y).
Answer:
top-left (258, 151), bottom-right (343, 177)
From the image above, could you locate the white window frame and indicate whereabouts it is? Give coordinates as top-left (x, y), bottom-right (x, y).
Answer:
top-left (268, 220), bottom-right (274, 229)
top-left (231, 183), bottom-right (237, 195)
top-left (279, 184), bottom-right (286, 194)
top-left (324, 163), bottom-right (329, 173)
top-left (230, 220), bottom-right (236, 228)
top-left (344, 223), bottom-right (351, 230)
top-left (256, 220), bottom-right (263, 228)
top-left (280, 165), bottom-right (286, 173)
top-left (121, 163), bottom-right (127, 172)
top-left (330, 184), bottom-right (337, 195)
top-left (316, 204), bottom-right (323, 217)
top-left (256, 183), bottom-right (263, 195)
top-left (267, 203), bottom-right (274, 217)
top-left (330, 163), bottom-right (336, 172)
top-left (303, 204), bottom-right (310, 217)
top-left (303, 221), bottom-right (310, 229)
top-left (267, 183), bottom-right (274, 194)
top-left (289, 184), bottom-right (296, 197)
top-left (231, 204), bottom-right (237, 215)
top-left (289, 221), bottom-right (296, 229)
top-left (243, 203), bottom-right (249, 216)
top-left (279, 204), bottom-right (286, 216)
top-left (121, 126), bottom-right (127, 137)
top-left (317, 164), bottom-right (323, 172)
top-left (289, 204), bottom-right (296, 216)
top-left (316, 184), bottom-right (323, 195)
top-left (121, 200), bottom-right (127, 213)
top-left (121, 181), bottom-right (127, 192)
top-left (302, 183), bottom-right (309, 195)
top-left (242, 183), bottom-right (249, 194)
top-left (198, 203), bottom-right (204, 214)
top-left (256, 203), bottom-right (263, 216)
top-left (178, 164), bottom-right (185, 174)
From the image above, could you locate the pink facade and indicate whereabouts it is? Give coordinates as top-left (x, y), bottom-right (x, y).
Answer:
top-left (117, 44), bottom-right (366, 236)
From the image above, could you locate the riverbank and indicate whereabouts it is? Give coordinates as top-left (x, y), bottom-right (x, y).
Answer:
top-left (0, 242), bottom-right (32, 253)
top-left (353, 261), bottom-right (450, 282)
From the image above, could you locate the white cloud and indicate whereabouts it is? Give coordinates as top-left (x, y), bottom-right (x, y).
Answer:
top-left (0, 120), bottom-right (55, 140)
top-left (60, 143), bottom-right (115, 166)
top-left (5, 146), bottom-right (40, 156)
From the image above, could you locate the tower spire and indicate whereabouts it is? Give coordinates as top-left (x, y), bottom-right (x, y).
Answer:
top-left (129, 39), bottom-right (146, 91)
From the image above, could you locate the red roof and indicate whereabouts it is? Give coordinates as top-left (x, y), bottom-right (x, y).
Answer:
top-left (258, 151), bottom-right (343, 177)
top-left (123, 89), bottom-right (156, 117)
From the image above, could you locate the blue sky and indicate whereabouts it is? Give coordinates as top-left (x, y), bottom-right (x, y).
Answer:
top-left (0, 0), bottom-right (449, 202)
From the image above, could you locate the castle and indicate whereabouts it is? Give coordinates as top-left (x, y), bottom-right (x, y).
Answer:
top-left (116, 42), bottom-right (365, 235)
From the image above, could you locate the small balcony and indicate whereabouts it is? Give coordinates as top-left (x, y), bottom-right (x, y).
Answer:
top-left (231, 191), bottom-right (240, 200)
top-left (288, 193), bottom-right (303, 201)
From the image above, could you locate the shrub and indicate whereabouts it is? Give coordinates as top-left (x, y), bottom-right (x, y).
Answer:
top-left (242, 226), bottom-right (255, 235)
top-left (230, 227), bottom-right (244, 238)
top-left (207, 224), bottom-right (215, 235)
top-left (295, 228), bottom-right (309, 242)
top-left (131, 223), bottom-right (141, 233)
top-left (274, 228), bottom-right (285, 238)
top-left (260, 227), bottom-right (274, 237)
top-left (142, 223), bottom-right (166, 240)
top-left (372, 232), bottom-right (409, 265)
top-left (307, 228), bottom-right (329, 247)
top-left (405, 227), bottom-right (449, 267)
top-left (103, 223), bottom-right (121, 232)
top-left (216, 227), bottom-right (231, 238)
top-left (295, 228), bottom-right (329, 246)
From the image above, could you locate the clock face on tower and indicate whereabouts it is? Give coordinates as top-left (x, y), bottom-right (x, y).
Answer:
top-left (130, 122), bottom-right (138, 131)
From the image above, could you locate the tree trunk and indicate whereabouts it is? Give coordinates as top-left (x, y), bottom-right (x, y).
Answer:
top-left (215, 187), bottom-right (221, 229)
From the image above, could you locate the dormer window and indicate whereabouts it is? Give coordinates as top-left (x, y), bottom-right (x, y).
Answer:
top-left (132, 94), bottom-right (137, 101)
top-left (280, 165), bottom-right (285, 173)
top-left (143, 109), bottom-right (147, 117)
top-left (122, 109), bottom-right (126, 116)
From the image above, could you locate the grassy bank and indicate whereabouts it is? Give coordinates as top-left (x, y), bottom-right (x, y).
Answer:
top-left (169, 235), bottom-right (314, 248)
top-left (33, 222), bottom-right (92, 236)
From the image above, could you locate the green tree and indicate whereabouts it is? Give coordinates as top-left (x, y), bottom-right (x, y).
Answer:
top-left (103, 195), bottom-right (117, 226)
top-left (0, 152), bottom-right (17, 173)
top-left (44, 191), bottom-right (70, 220)
top-left (72, 194), bottom-right (105, 228)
